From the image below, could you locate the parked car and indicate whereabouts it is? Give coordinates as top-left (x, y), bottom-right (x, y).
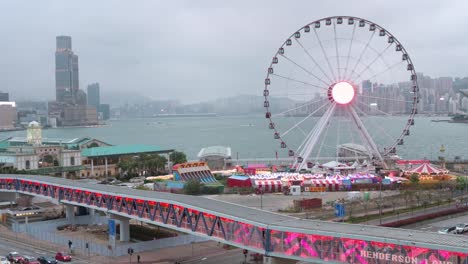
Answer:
top-left (54, 252), bottom-right (71, 262)
top-left (438, 226), bottom-right (456, 234)
top-left (6, 252), bottom-right (25, 263)
top-left (1, 257), bottom-right (9, 264)
top-left (36, 256), bottom-right (57, 264)
top-left (455, 223), bottom-right (468, 234)
top-left (19, 256), bottom-right (40, 264)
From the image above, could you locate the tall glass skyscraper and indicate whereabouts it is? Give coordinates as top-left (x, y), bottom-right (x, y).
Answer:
top-left (87, 83), bottom-right (100, 108)
top-left (55, 36), bottom-right (79, 104)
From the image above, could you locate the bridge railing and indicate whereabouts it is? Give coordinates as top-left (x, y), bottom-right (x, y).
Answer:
top-left (1, 176), bottom-right (467, 264)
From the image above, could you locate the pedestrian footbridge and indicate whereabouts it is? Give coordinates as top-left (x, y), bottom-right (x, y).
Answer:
top-left (1, 175), bottom-right (466, 264)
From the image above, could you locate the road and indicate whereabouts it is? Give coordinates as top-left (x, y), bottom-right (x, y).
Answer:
top-left (180, 249), bottom-right (247, 264)
top-left (0, 236), bottom-right (89, 264)
top-left (405, 213), bottom-right (468, 233)
top-left (366, 203), bottom-right (465, 225)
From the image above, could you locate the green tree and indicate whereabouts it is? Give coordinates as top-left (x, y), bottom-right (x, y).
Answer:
top-left (409, 173), bottom-right (420, 185)
top-left (87, 142), bottom-right (99, 148)
top-left (170, 151), bottom-right (187, 165)
top-left (455, 176), bottom-right (468, 190)
top-left (184, 179), bottom-right (202, 195)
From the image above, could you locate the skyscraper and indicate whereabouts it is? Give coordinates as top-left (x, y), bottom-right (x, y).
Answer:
top-left (55, 36), bottom-right (79, 104)
top-left (49, 36), bottom-right (97, 127)
top-left (87, 83), bottom-right (100, 108)
top-left (0, 91), bottom-right (9, 101)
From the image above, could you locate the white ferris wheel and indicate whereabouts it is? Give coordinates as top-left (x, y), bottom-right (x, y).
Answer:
top-left (263, 16), bottom-right (419, 170)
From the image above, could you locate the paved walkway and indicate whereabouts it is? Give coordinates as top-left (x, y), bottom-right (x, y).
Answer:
top-left (95, 241), bottom-right (225, 264)
top-left (366, 203), bottom-right (462, 225)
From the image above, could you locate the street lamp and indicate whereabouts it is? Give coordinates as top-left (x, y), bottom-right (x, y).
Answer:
top-left (260, 186), bottom-right (265, 210)
top-left (464, 169), bottom-right (467, 206)
top-left (379, 177), bottom-right (383, 225)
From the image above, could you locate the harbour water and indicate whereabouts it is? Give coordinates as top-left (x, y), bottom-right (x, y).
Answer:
top-left (0, 116), bottom-right (466, 161)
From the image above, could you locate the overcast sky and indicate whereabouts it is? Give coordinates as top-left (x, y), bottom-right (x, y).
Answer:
top-left (0, 0), bottom-right (467, 104)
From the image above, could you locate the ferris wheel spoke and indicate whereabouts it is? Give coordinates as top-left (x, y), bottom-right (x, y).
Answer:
top-left (344, 110), bottom-right (362, 161)
top-left (295, 38), bottom-right (334, 84)
top-left (333, 21), bottom-right (341, 80)
top-left (271, 72), bottom-right (327, 91)
top-left (280, 54), bottom-right (331, 87)
top-left (354, 60), bottom-right (404, 85)
top-left (353, 104), bottom-right (397, 147)
top-left (280, 101), bottom-right (329, 137)
top-left (314, 120), bottom-right (332, 162)
top-left (272, 97), bottom-right (327, 117)
top-left (342, 23), bottom-right (357, 80)
top-left (349, 106), bottom-right (385, 166)
top-left (297, 103), bottom-right (337, 169)
top-left (313, 28), bottom-right (338, 82)
top-left (350, 43), bottom-right (393, 81)
top-left (346, 31), bottom-right (376, 81)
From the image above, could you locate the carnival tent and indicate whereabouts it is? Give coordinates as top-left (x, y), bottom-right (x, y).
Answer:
top-left (227, 175), bottom-right (252, 188)
top-left (254, 180), bottom-right (283, 193)
top-left (404, 163), bottom-right (448, 175)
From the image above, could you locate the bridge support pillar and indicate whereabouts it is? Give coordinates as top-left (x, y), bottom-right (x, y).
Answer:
top-left (263, 256), bottom-right (297, 264)
top-left (110, 214), bottom-right (130, 242)
top-left (119, 218), bottom-right (130, 242)
top-left (65, 204), bottom-right (75, 224)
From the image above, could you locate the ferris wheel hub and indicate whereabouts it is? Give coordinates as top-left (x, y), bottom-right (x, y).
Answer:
top-left (330, 81), bottom-right (355, 105)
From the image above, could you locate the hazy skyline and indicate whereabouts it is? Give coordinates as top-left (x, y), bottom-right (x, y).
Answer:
top-left (0, 0), bottom-right (467, 104)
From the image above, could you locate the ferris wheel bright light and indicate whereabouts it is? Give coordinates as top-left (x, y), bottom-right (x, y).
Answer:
top-left (263, 16), bottom-right (419, 170)
top-left (331, 82), bottom-right (355, 105)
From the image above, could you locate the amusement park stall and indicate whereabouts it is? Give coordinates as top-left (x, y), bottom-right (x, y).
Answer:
top-left (226, 175), bottom-right (252, 188)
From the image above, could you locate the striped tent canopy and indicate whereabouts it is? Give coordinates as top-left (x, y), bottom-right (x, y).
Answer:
top-left (405, 163), bottom-right (448, 175)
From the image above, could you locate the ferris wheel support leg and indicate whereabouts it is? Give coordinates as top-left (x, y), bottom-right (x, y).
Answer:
top-left (297, 103), bottom-right (337, 170)
top-left (349, 106), bottom-right (387, 169)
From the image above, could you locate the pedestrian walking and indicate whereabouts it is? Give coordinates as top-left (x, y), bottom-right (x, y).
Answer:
top-left (137, 254), bottom-right (141, 263)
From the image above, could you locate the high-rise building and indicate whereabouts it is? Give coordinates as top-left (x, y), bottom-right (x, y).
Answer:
top-left (49, 36), bottom-right (97, 127)
top-left (55, 36), bottom-right (79, 104)
top-left (87, 83), bottom-right (100, 108)
top-left (0, 91), bottom-right (9, 101)
top-left (0, 102), bottom-right (17, 130)
top-left (98, 104), bottom-right (110, 120)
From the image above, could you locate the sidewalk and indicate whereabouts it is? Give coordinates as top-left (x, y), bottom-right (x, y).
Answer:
top-left (102, 241), bottom-right (226, 264)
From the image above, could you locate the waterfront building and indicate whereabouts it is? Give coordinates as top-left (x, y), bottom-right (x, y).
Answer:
top-left (62, 104), bottom-right (98, 126)
top-left (87, 83), bottom-right (100, 109)
top-left (0, 102), bottom-right (17, 130)
top-left (16, 101), bottom-right (48, 126)
top-left (81, 145), bottom-right (174, 178)
top-left (98, 104), bottom-right (110, 120)
top-left (0, 122), bottom-right (174, 178)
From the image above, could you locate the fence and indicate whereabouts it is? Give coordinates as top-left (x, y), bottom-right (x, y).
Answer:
top-left (11, 215), bottom-right (208, 257)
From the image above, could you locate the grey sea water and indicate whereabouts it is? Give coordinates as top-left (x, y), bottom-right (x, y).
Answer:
top-left (0, 116), bottom-right (466, 161)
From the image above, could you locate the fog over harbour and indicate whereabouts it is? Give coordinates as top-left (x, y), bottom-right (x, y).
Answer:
top-left (1, 0), bottom-right (468, 103)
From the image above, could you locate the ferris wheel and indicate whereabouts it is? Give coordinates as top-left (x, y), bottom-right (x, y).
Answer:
top-left (263, 16), bottom-right (419, 170)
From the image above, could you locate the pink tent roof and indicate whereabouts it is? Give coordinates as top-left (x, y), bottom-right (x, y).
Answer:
top-left (405, 163), bottom-right (448, 174)
top-left (246, 164), bottom-right (268, 169)
top-left (396, 159), bottom-right (430, 165)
